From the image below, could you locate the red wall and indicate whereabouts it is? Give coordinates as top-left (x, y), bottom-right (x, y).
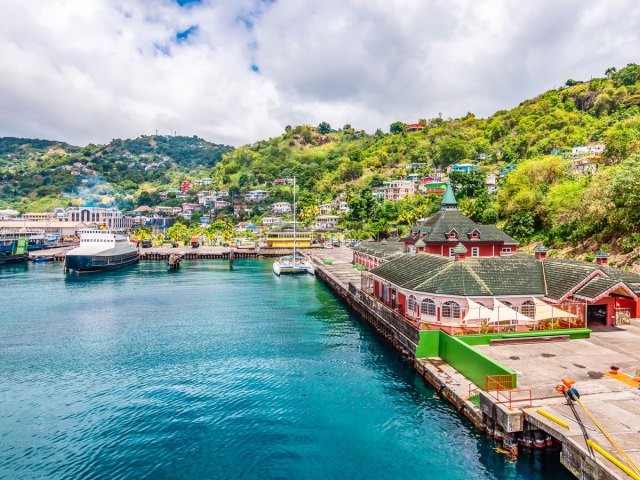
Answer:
top-left (424, 242), bottom-right (502, 257)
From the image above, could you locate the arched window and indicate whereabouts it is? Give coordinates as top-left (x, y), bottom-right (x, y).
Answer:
top-left (501, 300), bottom-right (513, 308)
top-left (442, 301), bottom-right (461, 319)
top-left (407, 295), bottom-right (417, 314)
top-left (520, 300), bottom-right (536, 318)
top-left (421, 298), bottom-right (436, 317)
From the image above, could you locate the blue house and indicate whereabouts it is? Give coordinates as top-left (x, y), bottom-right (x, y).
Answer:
top-left (450, 163), bottom-right (479, 174)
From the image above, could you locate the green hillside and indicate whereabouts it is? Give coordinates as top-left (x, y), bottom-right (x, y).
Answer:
top-left (213, 63), bottom-right (640, 257)
top-left (2, 64), bottom-right (640, 262)
top-left (0, 135), bottom-right (232, 212)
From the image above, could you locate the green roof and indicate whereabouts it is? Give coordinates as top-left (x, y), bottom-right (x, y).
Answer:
top-left (352, 239), bottom-right (405, 258)
top-left (369, 253), bottom-right (640, 300)
top-left (405, 210), bottom-right (518, 245)
top-left (574, 276), bottom-right (632, 300)
top-left (453, 242), bottom-right (468, 254)
top-left (440, 183), bottom-right (458, 210)
top-left (533, 243), bottom-right (549, 253)
top-left (371, 253), bottom-right (544, 296)
top-left (595, 249), bottom-right (608, 258)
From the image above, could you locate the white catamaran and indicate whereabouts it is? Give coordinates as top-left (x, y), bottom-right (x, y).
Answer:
top-left (272, 177), bottom-right (315, 276)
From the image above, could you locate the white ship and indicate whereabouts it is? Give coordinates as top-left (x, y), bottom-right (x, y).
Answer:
top-left (65, 230), bottom-right (139, 273)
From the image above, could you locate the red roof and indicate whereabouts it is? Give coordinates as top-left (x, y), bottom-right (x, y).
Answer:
top-left (134, 205), bottom-right (153, 212)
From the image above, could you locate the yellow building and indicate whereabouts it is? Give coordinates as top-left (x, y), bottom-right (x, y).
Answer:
top-left (265, 225), bottom-right (312, 248)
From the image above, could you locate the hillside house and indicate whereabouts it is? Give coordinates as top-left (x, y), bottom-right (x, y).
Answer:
top-left (450, 163), bottom-right (479, 174)
top-left (271, 202), bottom-right (292, 214)
top-left (383, 180), bottom-right (417, 201)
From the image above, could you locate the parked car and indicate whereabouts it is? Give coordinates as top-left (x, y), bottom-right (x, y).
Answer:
top-left (141, 239), bottom-right (152, 248)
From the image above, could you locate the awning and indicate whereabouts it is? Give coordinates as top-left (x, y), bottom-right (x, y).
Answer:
top-left (532, 298), bottom-right (577, 320)
top-left (488, 299), bottom-right (536, 324)
top-left (465, 298), bottom-right (500, 323)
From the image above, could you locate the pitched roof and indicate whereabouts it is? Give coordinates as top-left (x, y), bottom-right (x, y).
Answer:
top-left (440, 184), bottom-right (457, 210)
top-left (369, 253), bottom-right (640, 300)
top-left (533, 243), bottom-right (549, 253)
top-left (371, 253), bottom-right (544, 296)
top-left (453, 242), bottom-right (468, 254)
top-left (574, 276), bottom-right (636, 300)
top-left (405, 210), bottom-right (518, 244)
top-left (352, 239), bottom-right (405, 259)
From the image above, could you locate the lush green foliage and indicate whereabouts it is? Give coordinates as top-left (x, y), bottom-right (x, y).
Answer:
top-left (0, 135), bottom-right (231, 211)
top-left (3, 64), bottom-right (640, 255)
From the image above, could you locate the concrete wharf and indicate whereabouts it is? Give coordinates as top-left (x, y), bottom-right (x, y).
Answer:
top-left (28, 246), bottom-right (322, 262)
top-left (311, 247), bottom-right (640, 480)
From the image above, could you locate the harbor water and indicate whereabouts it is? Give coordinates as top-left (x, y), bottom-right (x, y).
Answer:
top-left (0, 260), bottom-right (572, 479)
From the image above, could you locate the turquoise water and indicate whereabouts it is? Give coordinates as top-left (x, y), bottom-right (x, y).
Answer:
top-left (0, 260), bottom-right (571, 480)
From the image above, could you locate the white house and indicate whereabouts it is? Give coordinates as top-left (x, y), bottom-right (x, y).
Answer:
top-left (271, 202), bottom-right (292, 214)
top-left (245, 190), bottom-right (270, 202)
top-left (262, 216), bottom-right (282, 227)
top-left (571, 144), bottom-right (605, 156)
top-left (315, 215), bottom-right (339, 230)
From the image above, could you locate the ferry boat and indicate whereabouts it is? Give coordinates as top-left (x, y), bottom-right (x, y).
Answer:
top-left (0, 239), bottom-right (28, 265)
top-left (64, 230), bottom-right (139, 273)
top-left (272, 177), bottom-right (315, 276)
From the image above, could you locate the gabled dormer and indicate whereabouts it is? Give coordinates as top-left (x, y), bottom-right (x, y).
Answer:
top-left (445, 229), bottom-right (459, 240)
top-left (467, 228), bottom-right (481, 240)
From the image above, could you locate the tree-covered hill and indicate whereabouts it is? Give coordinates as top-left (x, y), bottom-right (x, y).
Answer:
top-left (0, 135), bottom-right (232, 212)
top-left (212, 63), bottom-right (640, 259)
top-left (2, 64), bottom-right (640, 263)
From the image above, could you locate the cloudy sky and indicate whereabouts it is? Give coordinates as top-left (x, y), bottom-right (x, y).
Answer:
top-left (0, 0), bottom-right (638, 147)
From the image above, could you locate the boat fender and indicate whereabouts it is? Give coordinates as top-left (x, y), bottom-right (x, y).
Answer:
top-left (567, 387), bottom-right (580, 400)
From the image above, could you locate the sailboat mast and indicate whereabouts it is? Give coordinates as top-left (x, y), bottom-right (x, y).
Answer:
top-left (293, 176), bottom-right (296, 261)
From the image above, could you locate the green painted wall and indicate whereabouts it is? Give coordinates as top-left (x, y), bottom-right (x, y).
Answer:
top-left (439, 334), bottom-right (517, 388)
top-left (458, 328), bottom-right (591, 346)
top-left (415, 330), bottom-right (440, 357)
top-left (415, 330), bottom-right (517, 388)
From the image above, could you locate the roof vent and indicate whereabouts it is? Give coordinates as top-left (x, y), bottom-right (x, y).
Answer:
top-left (453, 242), bottom-right (468, 261)
top-left (534, 243), bottom-right (549, 260)
top-left (595, 249), bottom-right (609, 266)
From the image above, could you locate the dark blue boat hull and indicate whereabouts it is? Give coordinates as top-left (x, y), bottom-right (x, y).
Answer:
top-left (65, 251), bottom-right (139, 273)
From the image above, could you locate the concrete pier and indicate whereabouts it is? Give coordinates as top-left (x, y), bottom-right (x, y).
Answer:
top-left (311, 247), bottom-right (640, 480)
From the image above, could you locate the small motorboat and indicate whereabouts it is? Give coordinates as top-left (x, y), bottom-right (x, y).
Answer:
top-left (32, 255), bottom-right (54, 263)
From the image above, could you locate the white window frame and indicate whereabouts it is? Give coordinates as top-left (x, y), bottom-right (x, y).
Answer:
top-left (421, 298), bottom-right (436, 317)
top-left (471, 247), bottom-right (479, 257)
top-left (441, 301), bottom-right (461, 319)
top-left (501, 247), bottom-right (512, 253)
top-left (449, 248), bottom-right (455, 257)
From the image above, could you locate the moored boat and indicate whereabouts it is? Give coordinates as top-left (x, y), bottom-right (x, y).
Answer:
top-left (272, 177), bottom-right (315, 277)
top-left (64, 230), bottom-right (139, 273)
top-left (0, 239), bottom-right (28, 265)
top-left (273, 255), bottom-right (315, 276)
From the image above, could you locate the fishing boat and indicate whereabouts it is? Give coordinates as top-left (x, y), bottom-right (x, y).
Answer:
top-left (272, 177), bottom-right (315, 276)
top-left (65, 230), bottom-right (139, 273)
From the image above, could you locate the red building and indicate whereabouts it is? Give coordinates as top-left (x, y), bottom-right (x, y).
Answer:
top-left (361, 245), bottom-right (640, 330)
top-left (400, 184), bottom-right (518, 257)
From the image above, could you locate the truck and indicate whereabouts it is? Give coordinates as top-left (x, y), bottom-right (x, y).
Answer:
top-left (191, 236), bottom-right (200, 248)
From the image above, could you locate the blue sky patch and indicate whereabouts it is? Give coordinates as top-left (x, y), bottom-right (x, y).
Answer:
top-left (176, 0), bottom-right (202, 7)
top-left (176, 25), bottom-right (199, 42)
top-left (251, 64), bottom-right (260, 73)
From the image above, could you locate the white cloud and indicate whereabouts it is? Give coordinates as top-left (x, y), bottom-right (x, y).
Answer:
top-left (0, 0), bottom-right (638, 146)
